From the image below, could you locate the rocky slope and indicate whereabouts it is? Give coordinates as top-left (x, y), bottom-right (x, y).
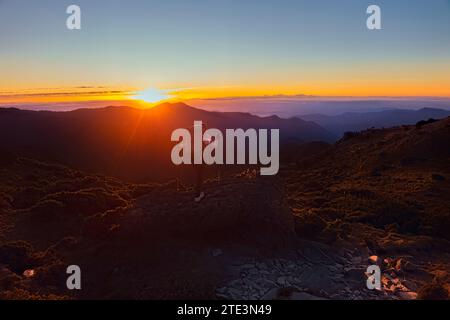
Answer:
top-left (282, 117), bottom-right (450, 299)
top-left (1, 118), bottom-right (449, 300)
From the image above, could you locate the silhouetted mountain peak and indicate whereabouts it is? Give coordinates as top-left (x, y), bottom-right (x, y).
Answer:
top-left (153, 101), bottom-right (197, 112)
top-left (0, 104), bottom-right (335, 181)
top-left (0, 107), bottom-right (22, 114)
top-left (264, 115), bottom-right (280, 121)
top-left (417, 107), bottom-right (447, 113)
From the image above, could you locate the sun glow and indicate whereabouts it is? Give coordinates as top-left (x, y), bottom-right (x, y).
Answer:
top-left (133, 88), bottom-right (173, 104)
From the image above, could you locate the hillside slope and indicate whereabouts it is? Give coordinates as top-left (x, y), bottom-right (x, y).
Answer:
top-left (302, 108), bottom-right (450, 137)
top-left (282, 117), bottom-right (450, 299)
top-left (0, 103), bottom-right (334, 182)
top-left (1, 118), bottom-right (449, 300)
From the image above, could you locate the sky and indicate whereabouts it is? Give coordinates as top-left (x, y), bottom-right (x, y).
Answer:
top-left (1, 0), bottom-right (450, 108)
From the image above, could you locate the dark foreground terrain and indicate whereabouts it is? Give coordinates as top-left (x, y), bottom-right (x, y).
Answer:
top-left (0, 117), bottom-right (449, 300)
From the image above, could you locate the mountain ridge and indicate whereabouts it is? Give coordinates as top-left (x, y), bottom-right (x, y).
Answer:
top-left (0, 102), bottom-right (335, 182)
top-left (301, 107), bottom-right (450, 137)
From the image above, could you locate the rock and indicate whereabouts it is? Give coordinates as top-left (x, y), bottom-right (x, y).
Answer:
top-left (397, 291), bottom-right (418, 300)
top-left (388, 284), bottom-right (397, 293)
top-left (23, 269), bottom-right (36, 278)
top-left (395, 258), bottom-right (416, 273)
top-left (345, 267), bottom-right (365, 282)
top-left (292, 276), bottom-right (303, 284)
top-left (216, 287), bottom-right (227, 294)
top-left (274, 260), bottom-right (284, 270)
top-left (216, 293), bottom-right (229, 300)
top-left (228, 288), bottom-right (244, 299)
top-left (256, 263), bottom-right (267, 270)
top-left (263, 279), bottom-right (277, 286)
top-left (384, 258), bottom-right (394, 267)
top-left (212, 248), bottom-right (223, 257)
top-left (248, 268), bottom-right (259, 275)
top-left (250, 281), bottom-right (263, 291)
top-left (277, 276), bottom-right (287, 286)
top-left (261, 288), bottom-right (279, 300)
top-left (286, 276), bottom-right (297, 285)
top-left (290, 292), bottom-right (327, 300)
top-left (287, 263), bottom-right (296, 269)
top-left (351, 256), bottom-right (363, 264)
top-left (229, 279), bottom-right (243, 287)
top-left (402, 280), bottom-right (418, 292)
top-left (330, 293), bottom-right (343, 299)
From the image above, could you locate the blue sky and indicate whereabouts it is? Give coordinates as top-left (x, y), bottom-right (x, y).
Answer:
top-left (0, 0), bottom-right (449, 98)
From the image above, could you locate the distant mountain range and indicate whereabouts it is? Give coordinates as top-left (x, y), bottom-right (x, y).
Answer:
top-left (300, 108), bottom-right (450, 137)
top-left (3, 102), bottom-right (448, 182)
top-left (0, 102), bottom-right (334, 182)
top-left (189, 98), bottom-right (450, 118)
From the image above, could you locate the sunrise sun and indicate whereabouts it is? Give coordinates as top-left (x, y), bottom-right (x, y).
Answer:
top-left (133, 88), bottom-right (172, 104)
